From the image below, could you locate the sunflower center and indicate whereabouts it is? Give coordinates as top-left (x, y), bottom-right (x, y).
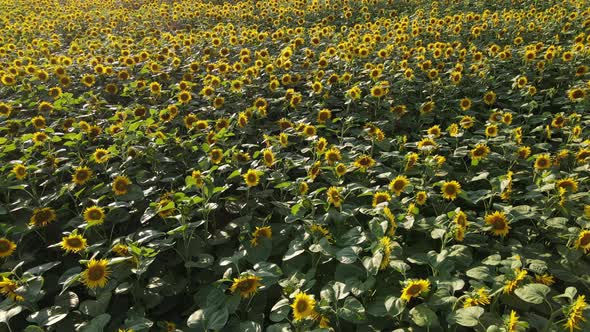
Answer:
top-left (580, 234), bottom-right (590, 247)
top-left (0, 240), bottom-right (9, 253)
top-left (88, 266), bottom-right (105, 281)
top-left (247, 174), bottom-right (257, 183)
top-left (89, 210), bottom-right (102, 220)
top-left (490, 217), bottom-right (506, 230)
top-left (66, 238), bottom-right (82, 248)
top-left (36, 210), bottom-right (50, 223)
top-left (406, 284), bottom-right (422, 296)
top-left (445, 185), bottom-right (457, 195)
top-left (115, 180), bottom-right (128, 192)
top-left (393, 181), bottom-right (405, 191)
top-left (296, 300), bottom-right (308, 313)
top-left (237, 279), bottom-right (255, 291)
top-left (76, 171), bottom-right (89, 181)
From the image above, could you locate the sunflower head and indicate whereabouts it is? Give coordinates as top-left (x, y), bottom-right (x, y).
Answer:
top-left (230, 275), bottom-right (262, 298)
top-left (291, 292), bottom-right (316, 321)
top-left (82, 259), bottom-right (110, 289)
top-left (485, 211), bottom-right (511, 237)
top-left (389, 175), bottom-right (410, 196)
top-left (73, 166), bottom-right (93, 185)
top-left (60, 233), bottom-right (88, 254)
top-left (441, 181), bottom-right (461, 201)
top-left (112, 175), bottom-right (132, 196)
top-left (93, 148), bottom-right (110, 164)
top-left (372, 191), bottom-right (391, 207)
top-left (0, 238), bottom-right (17, 258)
top-left (327, 186), bottom-right (343, 208)
top-left (534, 154), bottom-right (552, 170)
top-left (11, 164), bottom-right (27, 180)
top-left (29, 207), bottom-right (57, 227)
top-left (84, 206), bottom-right (105, 226)
top-left (401, 279), bottom-right (430, 302)
top-left (243, 169), bottom-right (260, 187)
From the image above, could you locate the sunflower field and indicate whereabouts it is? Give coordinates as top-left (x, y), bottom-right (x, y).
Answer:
top-left (1, 0), bottom-right (590, 331)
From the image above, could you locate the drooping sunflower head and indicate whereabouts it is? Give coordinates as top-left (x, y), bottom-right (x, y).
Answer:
top-left (389, 175), bottom-right (410, 196)
top-left (84, 206), bottom-right (105, 226)
top-left (485, 211), bottom-right (511, 237)
top-left (441, 181), bottom-right (461, 201)
top-left (230, 275), bottom-right (262, 298)
top-left (60, 233), bottom-right (88, 254)
top-left (72, 166), bottom-right (93, 185)
top-left (400, 279), bottom-right (430, 302)
top-left (112, 175), bottom-right (132, 196)
top-left (291, 292), bottom-right (316, 321)
top-left (82, 259), bottom-right (110, 289)
top-left (0, 238), bottom-right (17, 258)
top-left (29, 207), bottom-right (57, 227)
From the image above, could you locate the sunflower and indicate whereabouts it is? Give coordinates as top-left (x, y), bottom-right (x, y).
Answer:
top-left (0, 238), bottom-right (17, 258)
top-left (303, 125), bottom-right (317, 137)
top-left (372, 192), bottom-right (391, 207)
top-left (112, 175), bottom-right (132, 196)
top-left (415, 191), bottom-right (428, 205)
top-left (93, 148), bottom-right (110, 164)
top-left (32, 132), bottom-right (48, 145)
top-left (565, 295), bottom-right (588, 332)
top-left (29, 207), bottom-right (57, 227)
top-left (517, 146), bottom-right (531, 159)
top-left (263, 149), bottom-right (275, 167)
top-left (389, 175), bottom-right (409, 196)
top-left (243, 169), bottom-right (260, 187)
top-left (317, 109), bottom-right (332, 124)
top-left (84, 206), bottom-right (105, 226)
top-left (0, 277), bottom-right (23, 302)
top-left (354, 155), bottom-right (375, 170)
top-left (72, 166), bottom-right (92, 185)
top-left (417, 137), bottom-right (437, 151)
top-left (11, 164), bottom-right (27, 180)
top-left (567, 88), bottom-right (586, 102)
top-left (471, 143), bottom-right (490, 161)
top-left (149, 81), bottom-right (162, 95)
top-left (291, 292), bottom-right (316, 321)
top-left (400, 279), bottom-right (430, 302)
top-left (31, 115), bottom-right (46, 128)
top-left (485, 124), bottom-right (498, 137)
top-left (463, 288), bottom-right (491, 308)
top-left (334, 163), bottom-right (347, 177)
top-left (210, 148), bottom-right (223, 164)
top-left (250, 226), bottom-right (272, 247)
top-left (178, 91), bottom-right (192, 104)
top-left (460, 115), bottom-right (475, 129)
top-left (534, 274), bottom-right (555, 286)
top-left (229, 275), bottom-right (262, 298)
top-left (575, 230), bottom-right (590, 253)
top-left (505, 310), bottom-right (521, 332)
top-left (441, 181), bottom-right (461, 201)
top-left (82, 259), bottom-right (110, 289)
top-left (534, 154), bottom-right (551, 170)
top-left (60, 233), bottom-right (88, 253)
top-left (483, 210), bottom-right (511, 236)
top-left (556, 178), bottom-right (578, 193)
top-left (327, 187), bottom-right (343, 208)
top-left (325, 147), bottom-right (341, 165)
top-left (420, 101), bottom-right (435, 114)
top-left (504, 268), bottom-right (527, 294)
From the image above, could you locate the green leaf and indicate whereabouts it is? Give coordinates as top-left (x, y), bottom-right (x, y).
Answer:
top-left (409, 304), bottom-right (439, 327)
top-left (270, 298), bottom-right (290, 322)
top-left (384, 296), bottom-right (405, 317)
top-left (335, 247), bottom-right (358, 264)
top-left (337, 297), bottom-right (366, 322)
top-left (26, 306), bottom-right (69, 326)
top-left (452, 306), bottom-right (484, 327)
top-left (80, 314), bottom-right (111, 332)
top-left (514, 283), bottom-right (550, 304)
top-left (466, 266), bottom-right (493, 282)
